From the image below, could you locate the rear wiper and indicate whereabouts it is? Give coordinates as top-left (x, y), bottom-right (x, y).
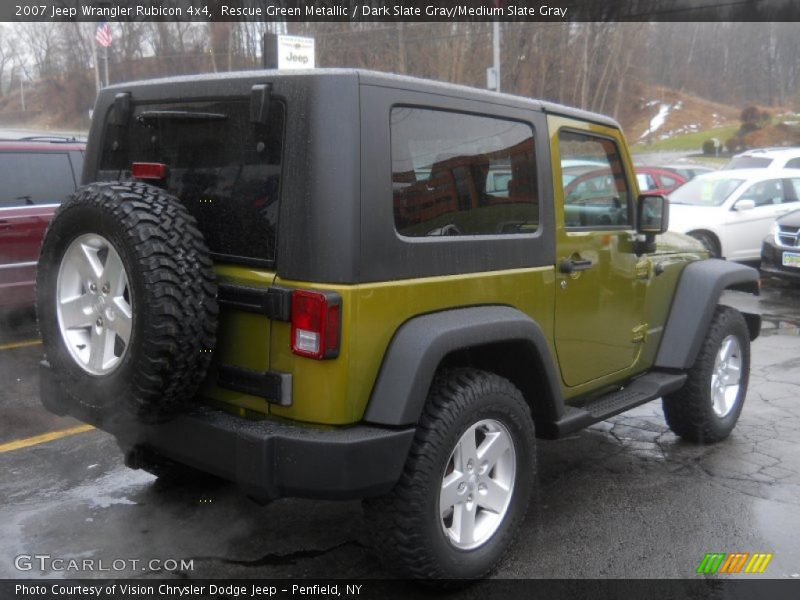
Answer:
top-left (137, 111), bottom-right (228, 124)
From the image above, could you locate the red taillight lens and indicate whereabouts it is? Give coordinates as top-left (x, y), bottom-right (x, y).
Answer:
top-left (291, 290), bottom-right (341, 360)
top-left (131, 162), bottom-right (168, 180)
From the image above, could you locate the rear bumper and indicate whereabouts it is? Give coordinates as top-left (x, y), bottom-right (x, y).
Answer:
top-left (40, 361), bottom-right (415, 501)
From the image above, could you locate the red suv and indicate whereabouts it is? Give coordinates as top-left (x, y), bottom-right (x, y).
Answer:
top-left (0, 138), bottom-right (85, 308)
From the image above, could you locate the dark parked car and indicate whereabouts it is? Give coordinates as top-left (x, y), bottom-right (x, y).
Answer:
top-left (761, 208), bottom-right (800, 282)
top-left (0, 138), bottom-right (85, 308)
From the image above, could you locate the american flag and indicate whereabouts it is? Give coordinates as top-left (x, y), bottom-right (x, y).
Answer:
top-left (96, 22), bottom-right (112, 48)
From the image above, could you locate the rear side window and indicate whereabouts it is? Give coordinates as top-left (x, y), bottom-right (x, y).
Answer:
top-left (0, 152), bottom-right (76, 207)
top-left (785, 158), bottom-right (800, 169)
top-left (98, 99), bottom-right (285, 265)
top-left (391, 107), bottom-right (539, 237)
top-left (724, 156), bottom-right (772, 169)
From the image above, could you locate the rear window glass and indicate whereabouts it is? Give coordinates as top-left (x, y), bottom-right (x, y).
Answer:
top-left (0, 152), bottom-right (76, 207)
top-left (391, 107), bottom-right (539, 237)
top-left (98, 100), bottom-right (285, 265)
top-left (660, 174), bottom-right (680, 188)
top-left (724, 156), bottom-right (772, 169)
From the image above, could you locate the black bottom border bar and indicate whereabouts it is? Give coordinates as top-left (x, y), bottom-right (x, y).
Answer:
top-left (3, 579), bottom-right (799, 600)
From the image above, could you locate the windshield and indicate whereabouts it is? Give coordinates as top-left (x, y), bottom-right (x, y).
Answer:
top-left (723, 156), bottom-right (772, 169)
top-left (669, 176), bottom-right (744, 206)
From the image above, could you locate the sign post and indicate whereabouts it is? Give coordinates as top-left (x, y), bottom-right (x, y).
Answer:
top-left (263, 34), bottom-right (316, 70)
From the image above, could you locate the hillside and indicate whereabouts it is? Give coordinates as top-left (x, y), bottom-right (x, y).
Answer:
top-left (625, 86), bottom-right (740, 143)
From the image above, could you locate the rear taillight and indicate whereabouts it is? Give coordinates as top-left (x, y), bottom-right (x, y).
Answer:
top-left (131, 162), bottom-right (168, 180)
top-left (291, 290), bottom-right (341, 360)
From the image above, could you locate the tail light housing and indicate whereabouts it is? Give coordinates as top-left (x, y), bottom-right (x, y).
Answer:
top-left (290, 290), bottom-right (341, 360)
top-left (131, 162), bottom-right (169, 180)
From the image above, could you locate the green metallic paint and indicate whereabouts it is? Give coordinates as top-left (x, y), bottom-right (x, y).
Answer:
top-left (270, 268), bottom-right (557, 425)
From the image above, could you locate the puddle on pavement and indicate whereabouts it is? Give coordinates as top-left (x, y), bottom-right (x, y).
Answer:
top-left (759, 315), bottom-right (800, 337)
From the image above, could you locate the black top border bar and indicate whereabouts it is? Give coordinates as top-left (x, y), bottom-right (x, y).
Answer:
top-left (4, 0), bottom-right (800, 22)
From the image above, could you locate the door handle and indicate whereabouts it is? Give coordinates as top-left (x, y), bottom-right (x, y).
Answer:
top-left (560, 257), bottom-right (594, 274)
top-left (0, 220), bottom-right (11, 230)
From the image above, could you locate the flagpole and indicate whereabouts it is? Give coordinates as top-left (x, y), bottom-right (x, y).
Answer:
top-left (92, 34), bottom-right (101, 93)
top-left (103, 45), bottom-right (109, 87)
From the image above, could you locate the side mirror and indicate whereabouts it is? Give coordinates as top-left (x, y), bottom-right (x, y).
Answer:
top-left (635, 194), bottom-right (668, 255)
top-left (734, 198), bottom-right (756, 211)
top-left (637, 194), bottom-right (669, 234)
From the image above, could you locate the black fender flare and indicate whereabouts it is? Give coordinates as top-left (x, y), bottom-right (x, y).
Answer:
top-left (655, 259), bottom-right (760, 370)
top-left (363, 306), bottom-right (563, 426)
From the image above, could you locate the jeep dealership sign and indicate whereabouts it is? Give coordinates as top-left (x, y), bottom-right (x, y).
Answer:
top-left (263, 34), bottom-right (315, 70)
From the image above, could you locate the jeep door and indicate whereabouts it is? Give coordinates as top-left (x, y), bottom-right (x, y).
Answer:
top-left (549, 117), bottom-right (647, 387)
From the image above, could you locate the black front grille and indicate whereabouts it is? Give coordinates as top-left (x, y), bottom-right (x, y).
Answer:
top-left (778, 226), bottom-right (800, 248)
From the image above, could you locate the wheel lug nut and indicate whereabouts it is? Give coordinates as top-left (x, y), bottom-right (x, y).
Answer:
top-left (467, 494), bottom-right (473, 502)
top-left (102, 283), bottom-right (110, 295)
top-left (478, 483), bottom-right (487, 492)
top-left (89, 283), bottom-right (97, 293)
top-left (458, 482), bottom-right (466, 493)
top-left (467, 460), bottom-right (473, 472)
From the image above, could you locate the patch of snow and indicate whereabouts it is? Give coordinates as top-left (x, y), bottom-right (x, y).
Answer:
top-left (640, 103), bottom-right (671, 139)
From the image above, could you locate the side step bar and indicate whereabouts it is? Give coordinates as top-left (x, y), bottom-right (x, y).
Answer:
top-left (546, 370), bottom-right (687, 438)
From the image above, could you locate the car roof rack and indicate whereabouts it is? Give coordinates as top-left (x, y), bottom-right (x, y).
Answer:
top-left (16, 135), bottom-right (85, 143)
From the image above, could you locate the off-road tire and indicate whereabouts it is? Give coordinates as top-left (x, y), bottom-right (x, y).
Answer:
top-left (36, 182), bottom-right (218, 422)
top-left (663, 306), bottom-right (750, 443)
top-left (363, 368), bottom-right (535, 581)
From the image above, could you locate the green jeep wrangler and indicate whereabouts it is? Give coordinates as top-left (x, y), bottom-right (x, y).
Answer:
top-left (37, 70), bottom-right (761, 580)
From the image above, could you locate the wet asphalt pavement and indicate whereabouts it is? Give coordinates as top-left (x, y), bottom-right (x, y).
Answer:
top-left (1, 281), bottom-right (799, 584)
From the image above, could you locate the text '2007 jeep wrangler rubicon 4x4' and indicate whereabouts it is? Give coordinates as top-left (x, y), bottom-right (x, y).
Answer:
top-left (37, 70), bottom-right (761, 581)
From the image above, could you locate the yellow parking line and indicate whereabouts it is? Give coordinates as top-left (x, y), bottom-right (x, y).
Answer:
top-left (0, 339), bottom-right (42, 351)
top-left (0, 424), bottom-right (95, 454)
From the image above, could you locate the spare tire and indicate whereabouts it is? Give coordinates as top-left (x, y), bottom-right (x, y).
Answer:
top-left (36, 181), bottom-right (218, 422)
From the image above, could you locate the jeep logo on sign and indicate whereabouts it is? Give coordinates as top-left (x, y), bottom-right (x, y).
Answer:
top-left (285, 51), bottom-right (309, 65)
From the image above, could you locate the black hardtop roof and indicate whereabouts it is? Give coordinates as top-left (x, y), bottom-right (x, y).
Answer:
top-left (103, 68), bottom-right (620, 130)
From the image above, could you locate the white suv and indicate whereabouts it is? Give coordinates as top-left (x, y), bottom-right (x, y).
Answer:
top-left (723, 148), bottom-right (800, 170)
